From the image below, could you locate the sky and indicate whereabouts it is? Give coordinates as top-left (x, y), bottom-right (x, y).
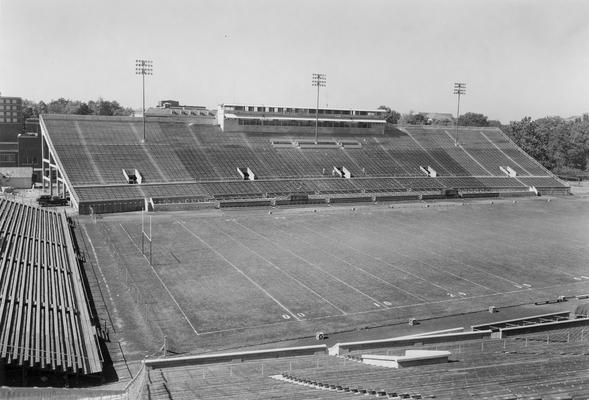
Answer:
top-left (1, 0), bottom-right (588, 123)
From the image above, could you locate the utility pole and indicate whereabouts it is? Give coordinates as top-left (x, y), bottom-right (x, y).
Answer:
top-left (453, 82), bottom-right (466, 146)
top-left (312, 73), bottom-right (326, 144)
top-left (135, 59), bottom-right (153, 143)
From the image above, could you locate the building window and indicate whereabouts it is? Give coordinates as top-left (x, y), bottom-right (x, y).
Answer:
top-left (0, 153), bottom-right (17, 163)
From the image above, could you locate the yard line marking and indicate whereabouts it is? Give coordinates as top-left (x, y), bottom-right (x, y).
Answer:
top-left (204, 220), bottom-right (347, 316)
top-left (304, 279), bottom-right (589, 322)
top-left (249, 220), bottom-right (429, 303)
top-left (118, 223), bottom-right (201, 336)
top-left (427, 206), bottom-right (581, 279)
top-left (338, 216), bottom-right (500, 293)
top-left (177, 221), bottom-right (301, 322)
top-left (290, 220), bottom-right (454, 294)
top-left (230, 220), bottom-right (387, 308)
top-left (365, 211), bottom-right (530, 287)
top-left (196, 279), bottom-right (589, 335)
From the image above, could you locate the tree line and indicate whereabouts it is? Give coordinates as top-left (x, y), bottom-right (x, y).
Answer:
top-left (504, 115), bottom-right (589, 177)
top-left (23, 98), bottom-right (134, 120)
top-left (377, 106), bottom-right (589, 176)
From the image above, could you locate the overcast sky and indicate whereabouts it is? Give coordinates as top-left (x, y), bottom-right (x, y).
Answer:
top-left (1, 0), bottom-right (588, 122)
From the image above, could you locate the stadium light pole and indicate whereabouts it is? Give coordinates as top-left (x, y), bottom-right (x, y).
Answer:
top-left (312, 73), bottom-right (326, 144)
top-left (453, 82), bottom-right (466, 146)
top-left (136, 59), bottom-right (153, 143)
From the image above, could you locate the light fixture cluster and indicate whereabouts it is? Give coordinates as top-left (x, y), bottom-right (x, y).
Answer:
top-left (135, 59), bottom-right (153, 76)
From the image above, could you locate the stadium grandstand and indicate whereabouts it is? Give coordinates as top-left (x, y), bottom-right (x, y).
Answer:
top-left (0, 104), bottom-right (585, 400)
top-left (0, 197), bottom-right (103, 386)
top-left (38, 109), bottom-right (568, 214)
top-left (141, 312), bottom-right (589, 400)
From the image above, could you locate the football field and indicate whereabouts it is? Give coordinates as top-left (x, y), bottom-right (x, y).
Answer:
top-left (79, 197), bottom-right (589, 354)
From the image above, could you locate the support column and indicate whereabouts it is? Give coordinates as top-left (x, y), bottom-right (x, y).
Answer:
top-left (41, 133), bottom-right (46, 191)
top-left (49, 153), bottom-right (53, 197)
top-left (0, 359), bottom-right (6, 386)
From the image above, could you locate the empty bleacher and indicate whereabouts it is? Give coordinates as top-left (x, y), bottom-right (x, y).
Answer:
top-left (145, 356), bottom-right (345, 400)
top-left (142, 329), bottom-right (589, 400)
top-left (0, 197), bottom-right (102, 375)
top-left (284, 337), bottom-right (589, 399)
top-left (40, 115), bottom-right (569, 213)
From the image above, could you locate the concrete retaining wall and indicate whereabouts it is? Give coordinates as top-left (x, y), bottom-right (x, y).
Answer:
top-left (330, 330), bottom-right (492, 355)
top-left (145, 345), bottom-right (328, 369)
top-left (499, 317), bottom-right (589, 338)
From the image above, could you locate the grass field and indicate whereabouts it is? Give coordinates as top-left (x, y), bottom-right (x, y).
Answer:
top-left (78, 196), bottom-right (589, 358)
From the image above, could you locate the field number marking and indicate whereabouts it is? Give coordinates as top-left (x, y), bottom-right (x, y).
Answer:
top-left (383, 301), bottom-right (392, 306)
top-left (282, 314), bottom-right (291, 320)
top-left (296, 313), bottom-right (306, 318)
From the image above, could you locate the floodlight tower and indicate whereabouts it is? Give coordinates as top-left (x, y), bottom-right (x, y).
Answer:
top-left (453, 82), bottom-right (466, 145)
top-left (312, 73), bottom-right (326, 144)
top-left (136, 59), bottom-right (153, 143)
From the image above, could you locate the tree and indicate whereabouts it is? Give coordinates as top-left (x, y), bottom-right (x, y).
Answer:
top-left (23, 98), bottom-right (134, 117)
top-left (458, 112), bottom-right (489, 127)
top-left (93, 98), bottom-right (134, 116)
top-left (504, 116), bottom-right (589, 174)
top-left (402, 112), bottom-right (428, 125)
top-left (46, 98), bottom-right (70, 114)
top-left (22, 99), bottom-right (40, 120)
top-left (74, 102), bottom-right (92, 115)
top-left (377, 105), bottom-right (401, 124)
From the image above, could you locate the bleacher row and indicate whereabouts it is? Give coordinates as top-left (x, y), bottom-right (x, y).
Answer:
top-left (72, 175), bottom-right (563, 205)
top-left (40, 115), bottom-right (567, 212)
top-left (44, 116), bottom-right (558, 185)
top-left (0, 197), bottom-right (102, 374)
top-left (143, 333), bottom-right (589, 400)
top-left (282, 348), bottom-right (589, 399)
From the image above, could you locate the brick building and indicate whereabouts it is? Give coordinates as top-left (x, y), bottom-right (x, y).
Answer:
top-left (0, 96), bottom-right (24, 167)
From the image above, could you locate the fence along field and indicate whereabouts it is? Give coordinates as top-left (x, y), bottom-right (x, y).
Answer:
top-left (79, 197), bottom-right (589, 351)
